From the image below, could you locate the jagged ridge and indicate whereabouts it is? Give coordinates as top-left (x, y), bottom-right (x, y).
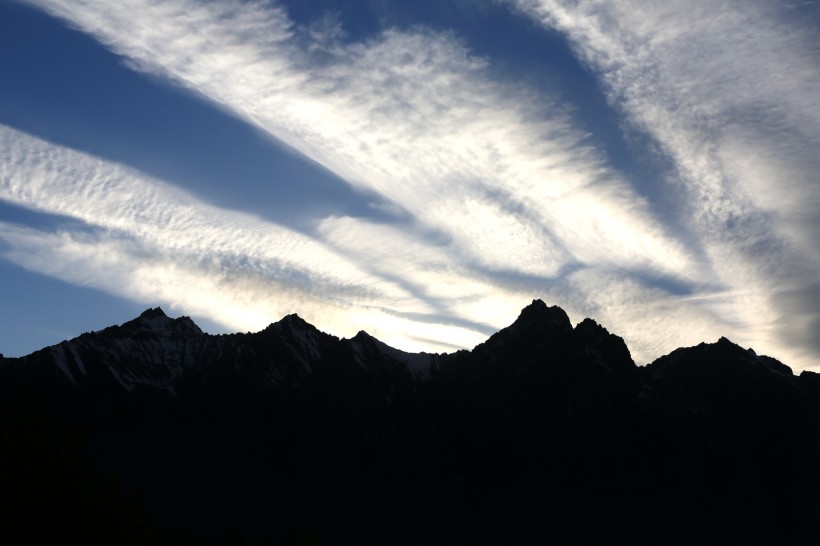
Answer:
top-left (0, 300), bottom-right (817, 545)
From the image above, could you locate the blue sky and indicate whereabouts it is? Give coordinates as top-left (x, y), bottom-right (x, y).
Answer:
top-left (1, 0), bottom-right (818, 371)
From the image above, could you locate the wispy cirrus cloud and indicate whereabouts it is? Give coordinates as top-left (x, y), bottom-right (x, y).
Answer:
top-left (0, 218), bottom-right (489, 353)
top-left (0, 126), bottom-right (380, 298)
top-left (318, 213), bottom-right (738, 362)
top-left (509, 0), bottom-right (820, 370)
top-left (5, 0), bottom-right (816, 369)
top-left (0, 125), bottom-right (514, 352)
top-left (22, 0), bottom-right (694, 281)
top-left (0, 125), bottom-right (413, 332)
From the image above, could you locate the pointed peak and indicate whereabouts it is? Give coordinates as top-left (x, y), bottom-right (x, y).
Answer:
top-left (711, 336), bottom-right (746, 353)
top-left (139, 307), bottom-right (168, 319)
top-left (574, 317), bottom-right (635, 370)
top-left (576, 317), bottom-right (604, 331)
top-left (175, 315), bottom-right (204, 335)
top-left (129, 307), bottom-right (173, 328)
top-left (279, 313), bottom-right (310, 327)
top-left (480, 300), bottom-right (573, 351)
top-left (267, 313), bottom-right (322, 335)
top-left (514, 300), bottom-right (572, 332)
top-left (574, 317), bottom-right (610, 340)
top-left (121, 307), bottom-right (203, 337)
top-left (347, 331), bottom-right (377, 352)
top-left (687, 336), bottom-right (743, 354)
top-left (521, 299), bottom-right (548, 314)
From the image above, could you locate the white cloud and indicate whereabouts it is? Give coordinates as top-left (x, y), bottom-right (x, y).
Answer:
top-left (0, 125), bottom-right (533, 353)
top-left (0, 127), bottom-right (370, 283)
top-left (22, 0), bottom-right (695, 282)
top-left (0, 125), bottom-right (409, 323)
top-left (510, 0), bottom-right (820, 370)
top-left (7, 0), bottom-right (817, 370)
top-left (317, 215), bottom-right (533, 326)
top-left (0, 221), bottom-right (491, 353)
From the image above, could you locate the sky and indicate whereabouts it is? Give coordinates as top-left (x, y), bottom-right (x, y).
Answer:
top-left (1, 0), bottom-right (818, 371)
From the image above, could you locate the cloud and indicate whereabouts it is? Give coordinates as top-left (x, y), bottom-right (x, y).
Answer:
top-left (7, 0), bottom-right (817, 370)
top-left (316, 214), bottom-right (528, 331)
top-left (22, 0), bottom-right (695, 281)
top-left (509, 0), bottom-right (820, 370)
top-left (0, 220), bottom-right (488, 354)
top-left (0, 125), bottom-right (525, 353)
top-left (0, 125), bottom-right (404, 324)
top-left (0, 126), bottom-right (378, 286)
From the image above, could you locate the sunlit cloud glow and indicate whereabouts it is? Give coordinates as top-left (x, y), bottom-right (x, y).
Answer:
top-left (509, 0), bottom-right (820, 370)
top-left (1, 0), bottom-right (817, 370)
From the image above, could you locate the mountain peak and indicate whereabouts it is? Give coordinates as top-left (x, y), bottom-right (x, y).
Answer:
top-left (476, 300), bottom-right (573, 354)
top-left (352, 330), bottom-right (374, 341)
top-left (574, 317), bottom-right (605, 336)
top-left (128, 307), bottom-right (173, 330)
top-left (122, 307), bottom-right (202, 337)
top-left (574, 317), bottom-right (635, 372)
top-left (275, 313), bottom-right (315, 331)
top-left (514, 299), bottom-right (572, 332)
top-left (139, 307), bottom-right (168, 319)
top-left (2, 299), bottom-right (817, 544)
top-left (649, 334), bottom-right (793, 380)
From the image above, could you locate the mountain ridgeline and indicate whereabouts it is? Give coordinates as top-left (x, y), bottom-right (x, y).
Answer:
top-left (1, 300), bottom-right (818, 545)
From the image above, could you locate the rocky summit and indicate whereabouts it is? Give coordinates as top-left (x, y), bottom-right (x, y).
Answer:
top-left (1, 300), bottom-right (818, 545)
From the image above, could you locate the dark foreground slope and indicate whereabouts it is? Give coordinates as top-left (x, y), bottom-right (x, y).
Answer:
top-left (1, 301), bottom-right (818, 545)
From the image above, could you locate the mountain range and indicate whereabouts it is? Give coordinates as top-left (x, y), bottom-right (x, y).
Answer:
top-left (1, 300), bottom-right (818, 545)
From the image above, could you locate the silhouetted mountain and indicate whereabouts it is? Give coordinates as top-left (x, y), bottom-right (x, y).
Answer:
top-left (0, 300), bottom-right (817, 545)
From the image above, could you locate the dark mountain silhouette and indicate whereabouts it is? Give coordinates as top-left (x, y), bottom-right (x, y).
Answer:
top-left (0, 300), bottom-right (817, 545)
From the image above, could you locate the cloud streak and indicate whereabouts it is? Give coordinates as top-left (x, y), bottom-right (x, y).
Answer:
top-left (22, 0), bottom-right (694, 280)
top-left (4, 0), bottom-right (817, 369)
top-left (0, 125), bottom-right (419, 333)
top-left (0, 125), bottom-right (522, 352)
top-left (510, 0), bottom-right (820, 370)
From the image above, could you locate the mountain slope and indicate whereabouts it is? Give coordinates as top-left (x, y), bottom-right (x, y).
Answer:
top-left (0, 300), bottom-right (817, 545)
